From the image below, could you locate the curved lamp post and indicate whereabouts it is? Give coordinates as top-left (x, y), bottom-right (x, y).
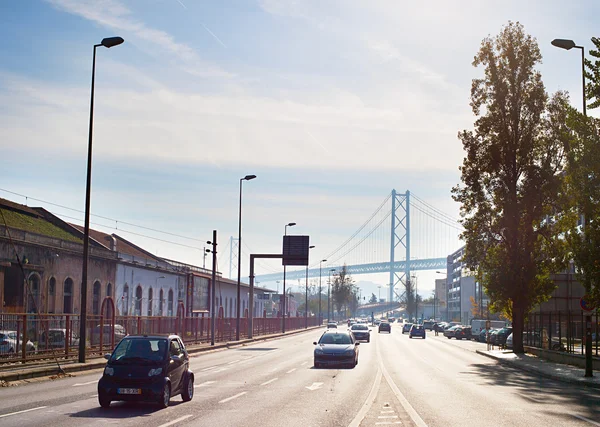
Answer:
top-left (282, 222), bottom-right (296, 333)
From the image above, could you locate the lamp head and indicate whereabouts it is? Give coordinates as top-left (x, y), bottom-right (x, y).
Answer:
top-left (287, 222), bottom-right (296, 227)
top-left (551, 38), bottom-right (576, 50)
top-left (243, 174), bottom-right (257, 181)
top-left (101, 37), bottom-right (124, 48)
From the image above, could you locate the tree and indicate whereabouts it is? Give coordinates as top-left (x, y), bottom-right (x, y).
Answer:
top-left (331, 265), bottom-right (355, 319)
top-left (452, 22), bottom-right (570, 354)
top-left (585, 37), bottom-right (600, 110)
top-left (564, 109), bottom-right (600, 308)
top-left (369, 293), bottom-right (378, 304)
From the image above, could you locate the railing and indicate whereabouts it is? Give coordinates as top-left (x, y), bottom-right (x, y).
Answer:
top-left (0, 313), bottom-right (321, 364)
top-left (526, 311), bottom-right (599, 356)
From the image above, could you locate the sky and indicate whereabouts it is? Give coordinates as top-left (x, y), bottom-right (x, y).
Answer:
top-left (1, 0), bottom-right (598, 300)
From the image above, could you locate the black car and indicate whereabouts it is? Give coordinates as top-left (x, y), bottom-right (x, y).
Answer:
top-left (313, 331), bottom-right (360, 368)
top-left (495, 327), bottom-right (513, 346)
top-left (98, 334), bottom-right (194, 408)
top-left (454, 326), bottom-right (472, 340)
top-left (349, 324), bottom-right (371, 342)
top-left (378, 322), bottom-right (391, 333)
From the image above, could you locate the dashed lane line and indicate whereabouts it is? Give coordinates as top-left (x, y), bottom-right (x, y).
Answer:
top-left (260, 378), bottom-right (278, 386)
top-left (219, 392), bottom-right (247, 404)
top-left (0, 407), bottom-right (48, 419)
top-left (194, 381), bottom-right (216, 388)
top-left (72, 380), bottom-right (97, 387)
top-left (156, 415), bottom-right (193, 427)
top-left (286, 368), bottom-right (296, 374)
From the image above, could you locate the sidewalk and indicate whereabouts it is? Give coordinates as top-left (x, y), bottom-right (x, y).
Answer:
top-left (476, 349), bottom-right (600, 389)
top-left (0, 326), bottom-right (323, 385)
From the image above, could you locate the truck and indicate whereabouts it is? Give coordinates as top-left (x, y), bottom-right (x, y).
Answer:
top-left (470, 319), bottom-right (507, 336)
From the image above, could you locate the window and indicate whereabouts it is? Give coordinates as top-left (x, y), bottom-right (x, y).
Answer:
top-left (92, 281), bottom-right (101, 315)
top-left (135, 286), bottom-right (142, 316)
top-left (168, 289), bottom-right (173, 316)
top-left (123, 284), bottom-right (129, 316)
top-left (159, 289), bottom-right (164, 316)
top-left (48, 277), bottom-right (56, 313)
top-left (27, 273), bottom-right (40, 313)
top-left (107, 283), bottom-right (112, 298)
top-left (63, 278), bottom-right (73, 313)
top-left (170, 339), bottom-right (182, 356)
top-left (148, 288), bottom-right (153, 316)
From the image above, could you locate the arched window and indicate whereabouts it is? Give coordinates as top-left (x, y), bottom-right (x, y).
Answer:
top-left (168, 289), bottom-right (174, 316)
top-left (27, 273), bottom-right (40, 313)
top-left (92, 281), bottom-right (101, 315)
top-left (148, 288), bottom-right (153, 316)
top-left (63, 278), bottom-right (73, 314)
top-left (48, 277), bottom-right (56, 313)
top-left (159, 289), bottom-right (164, 316)
top-left (225, 297), bottom-right (229, 317)
top-left (107, 283), bottom-right (112, 298)
top-left (135, 286), bottom-right (142, 316)
top-left (123, 284), bottom-right (129, 316)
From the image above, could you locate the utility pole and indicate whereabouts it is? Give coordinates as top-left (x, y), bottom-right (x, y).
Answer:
top-left (208, 231), bottom-right (217, 346)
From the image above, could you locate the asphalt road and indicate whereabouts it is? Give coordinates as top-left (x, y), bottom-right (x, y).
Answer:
top-left (0, 326), bottom-right (598, 427)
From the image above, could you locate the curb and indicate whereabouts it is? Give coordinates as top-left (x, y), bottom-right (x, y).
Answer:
top-left (475, 350), bottom-right (600, 389)
top-left (0, 326), bottom-right (323, 384)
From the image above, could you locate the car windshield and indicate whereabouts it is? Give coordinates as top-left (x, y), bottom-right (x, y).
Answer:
top-left (319, 333), bottom-right (353, 345)
top-left (110, 338), bottom-right (167, 365)
top-left (351, 325), bottom-right (368, 331)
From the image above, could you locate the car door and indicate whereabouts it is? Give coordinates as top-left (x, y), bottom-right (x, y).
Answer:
top-left (168, 339), bottom-right (185, 394)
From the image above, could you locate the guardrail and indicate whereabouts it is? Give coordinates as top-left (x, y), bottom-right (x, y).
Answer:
top-left (0, 313), bottom-right (320, 364)
top-left (526, 311), bottom-right (599, 355)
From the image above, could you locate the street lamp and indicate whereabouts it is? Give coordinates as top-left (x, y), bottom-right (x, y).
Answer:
top-left (319, 259), bottom-right (326, 325)
top-left (79, 36), bottom-right (124, 364)
top-left (551, 38), bottom-right (587, 117)
top-left (236, 174), bottom-right (257, 341)
top-left (328, 268), bottom-right (336, 321)
top-left (282, 222), bottom-right (296, 333)
top-left (305, 245), bottom-right (315, 329)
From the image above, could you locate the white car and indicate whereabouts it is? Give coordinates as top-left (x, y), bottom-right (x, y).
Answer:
top-left (0, 330), bottom-right (36, 354)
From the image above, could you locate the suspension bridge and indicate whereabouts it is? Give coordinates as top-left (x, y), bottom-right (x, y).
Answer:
top-left (224, 190), bottom-right (463, 304)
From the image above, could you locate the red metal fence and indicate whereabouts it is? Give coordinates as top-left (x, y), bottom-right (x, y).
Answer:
top-left (0, 313), bottom-right (321, 364)
top-left (526, 311), bottom-right (599, 356)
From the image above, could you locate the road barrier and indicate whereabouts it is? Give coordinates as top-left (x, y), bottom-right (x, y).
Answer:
top-left (526, 311), bottom-right (599, 355)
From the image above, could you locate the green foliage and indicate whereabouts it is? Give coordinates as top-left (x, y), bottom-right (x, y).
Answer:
top-left (585, 37), bottom-right (600, 110)
top-left (452, 22), bottom-right (570, 353)
top-left (330, 265), bottom-right (356, 318)
top-left (0, 208), bottom-right (81, 243)
top-left (369, 293), bottom-right (378, 304)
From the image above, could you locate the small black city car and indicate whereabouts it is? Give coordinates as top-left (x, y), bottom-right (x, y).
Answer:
top-left (98, 334), bottom-right (194, 408)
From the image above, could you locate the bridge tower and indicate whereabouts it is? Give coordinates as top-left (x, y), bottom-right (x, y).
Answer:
top-left (389, 190), bottom-right (410, 304)
top-left (229, 236), bottom-right (239, 279)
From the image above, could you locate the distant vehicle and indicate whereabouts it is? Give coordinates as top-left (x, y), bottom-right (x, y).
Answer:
top-left (409, 325), bottom-right (426, 339)
top-left (98, 334), bottom-right (194, 408)
top-left (0, 330), bottom-right (36, 355)
top-left (374, 319), bottom-right (381, 326)
top-left (388, 318), bottom-right (395, 323)
top-left (443, 325), bottom-right (461, 339)
top-left (402, 323), bottom-right (413, 334)
top-left (327, 322), bottom-right (338, 329)
top-left (90, 324), bottom-right (127, 346)
top-left (39, 328), bottom-right (79, 349)
top-left (495, 327), bottom-right (513, 346)
top-left (470, 319), bottom-right (506, 336)
top-left (349, 324), bottom-right (371, 342)
top-left (378, 322), bottom-right (391, 333)
top-left (313, 330), bottom-right (359, 368)
top-left (454, 326), bottom-right (472, 340)
top-left (423, 321), bottom-right (435, 331)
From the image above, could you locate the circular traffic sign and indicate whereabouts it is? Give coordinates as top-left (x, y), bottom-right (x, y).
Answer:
top-left (580, 295), bottom-right (595, 312)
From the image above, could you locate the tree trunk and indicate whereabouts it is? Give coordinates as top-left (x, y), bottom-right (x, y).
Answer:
top-left (512, 298), bottom-right (526, 354)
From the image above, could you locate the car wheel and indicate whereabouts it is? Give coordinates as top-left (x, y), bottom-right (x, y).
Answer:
top-left (182, 375), bottom-right (194, 402)
top-left (314, 360), bottom-right (320, 368)
top-left (158, 383), bottom-right (171, 408)
top-left (447, 336), bottom-right (451, 339)
top-left (409, 335), bottom-right (412, 339)
top-left (98, 393), bottom-right (111, 409)
top-left (367, 338), bottom-right (370, 343)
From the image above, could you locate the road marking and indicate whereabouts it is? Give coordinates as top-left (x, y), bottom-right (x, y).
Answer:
top-left (378, 415), bottom-right (398, 418)
top-left (72, 380), bottom-right (97, 387)
top-left (157, 415), bottom-right (193, 427)
top-left (375, 422), bottom-right (402, 425)
top-left (194, 380), bottom-right (216, 388)
top-left (286, 368), bottom-right (296, 374)
top-left (0, 406), bottom-right (48, 419)
top-left (261, 378), bottom-right (278, 386)
top-left (219, 392), bottom-right (247, 404)
top-left (212, 367), bottom-right (228, 373)
top-left (227, 359), bottom-right (241, 365)
top-left (380, 410), bottom-right (395, 413)
top-left (201, 366), bottom-right (216, 371)
top-left (572, 414), bottom-right (600, 426)
top-left (305, 382), bottom-right (323, 391)
top-left (347, 367), bottom-right (382, 427)
top-left (300, 361), bottom-right (308, 366)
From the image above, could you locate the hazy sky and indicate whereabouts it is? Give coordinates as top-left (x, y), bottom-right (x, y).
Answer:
top-left (1, 0), bottom-right (597, 297)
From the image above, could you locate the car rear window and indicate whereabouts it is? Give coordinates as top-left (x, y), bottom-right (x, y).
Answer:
top-left (351, 325), bottom-right (368, 330)
top-left (319, 333), bottom-right (353, 345)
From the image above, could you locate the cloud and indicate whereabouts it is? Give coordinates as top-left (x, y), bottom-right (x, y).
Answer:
top-left (46, 0), bottom-right (235, 78)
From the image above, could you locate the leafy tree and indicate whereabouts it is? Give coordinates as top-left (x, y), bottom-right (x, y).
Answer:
top-left (369, 293), bottom-right (378, 304)
top-left (452, 22), bottom-right (570, 354)
top-left (585, 37), bottom-right (600, 109)
top-left (331, 265), bottom-right (355, 320)
top-left (564, 110), bottom-right (600, 308)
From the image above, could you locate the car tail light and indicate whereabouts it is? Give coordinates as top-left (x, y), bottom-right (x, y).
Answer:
top-left (0, 340), bottom-right (8, 346)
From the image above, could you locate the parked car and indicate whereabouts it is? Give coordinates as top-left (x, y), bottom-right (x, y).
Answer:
top-left (90, 324), bottom-right (127, 346)
top-left (423, 321), bottom-right (434, 331)
top-left (378, 322), bottom-right (391, 333)
top-left (409, 324), bottom-right (426, 339)
top-left (443, 325), bottom-right (461, 338)
top-left (98, 334), bottom-right (194, 408)
top-left (327, 322), bottom-right (338, 329)
top-left (0, 330), bottom-right (36, 355)
top-left (349, 324), bottom-right (371, 342)
top-left (444, 322), bottom-right (460, 330)
top-left (478, 328), bottom-right (495, 343)
top-left (313, 330), bottom-right (360, 368)
top-left (454, 326), bottom-right (472, 340)
top-left (495, 327), bottom-right (513, 346)
top-left (402, 323), bottom-right (413, 334)
top-left (39, 328), bottom-right (79, 349)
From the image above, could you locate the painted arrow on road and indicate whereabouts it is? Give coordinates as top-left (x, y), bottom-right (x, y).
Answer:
top-left (305, 382), bottom-right (324, 391)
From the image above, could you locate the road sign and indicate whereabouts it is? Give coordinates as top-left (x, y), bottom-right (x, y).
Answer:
top-left (580, 295), bottom-right (595, 312)
top-left (282, 235), bottom-right (310, 266)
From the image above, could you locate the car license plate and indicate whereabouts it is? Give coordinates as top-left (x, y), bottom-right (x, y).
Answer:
top-left (117, 388), bottom-right (141, 395)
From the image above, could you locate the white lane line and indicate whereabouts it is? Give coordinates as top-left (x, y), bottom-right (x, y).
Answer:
top-left (300, 361), bottom-right (308, 366)
top-left (227, 359), bottom-right (241, 365)
top-left (347, 367), bottom-right (383, 427)
top-left (72, 380), bottom-right (97, 387)
top-left (375, 422), bottom-right (402, 425)
top-left (572, 414), bottom-right (600, 426)
top-left (286, 368), bottom-right (296, 374)
top-left (219, 392), bottom-right (247, 404)
top-left (194, 380), bottom-right (216, 388)
top-left (380, 410), bottom-right (395, 413)
top-left (378, 415), bottom-right (398, 418)
top-left (212, 368), bottom-right (228, 373)
top-left (201, 366), bottom-right (216, 371)
top-left (157, 415), bottom-right (193, 427)
top-left (260, 378), bottom-right (278, 386)
top-left (305, 382), bottom-right (324, 391)
top-left (0, 406), bottom-right (48, 419)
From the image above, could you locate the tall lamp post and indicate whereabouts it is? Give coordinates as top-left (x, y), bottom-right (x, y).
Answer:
top-left (551, 39), bottom-right (587, 117)
top-left (282, 222), bottom-right (296, 333)
top-left (236, 174), bottom-right (257, 341)
top-left (79, 36), bottom-right (124, 364)
top-left (305, 245), bottom-right (315, 328)
top-left (436, 271), bottom-right (447, 322)
top-left (328, 268), bottom-right (336, 321)
top-left (319, 259), bottom-right (327, 325)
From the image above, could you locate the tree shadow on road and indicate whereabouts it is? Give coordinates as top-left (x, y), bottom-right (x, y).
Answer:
top-left (69, 400), bottom-right (184, 419)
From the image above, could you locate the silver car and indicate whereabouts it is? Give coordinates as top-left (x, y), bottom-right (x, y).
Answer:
top-left (0, 330), bottom-right (36, 354)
